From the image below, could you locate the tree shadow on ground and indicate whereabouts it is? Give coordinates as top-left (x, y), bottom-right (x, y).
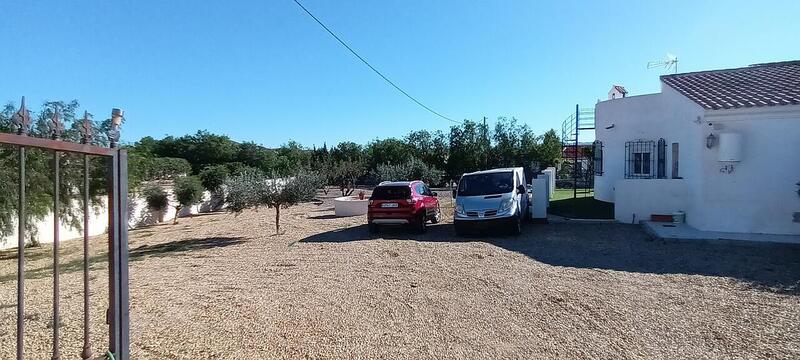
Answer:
top-left (0, 236), bottom-right (245, 284)
top-left (129, 236), bottom-right (245, 260)
top-left (307, 214), bottom-right (339, 220)
top-left (300, 222), bottom-right (800, 295)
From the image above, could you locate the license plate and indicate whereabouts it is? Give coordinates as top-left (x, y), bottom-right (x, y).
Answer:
top-left (381, 203), bottom-right (399, 208)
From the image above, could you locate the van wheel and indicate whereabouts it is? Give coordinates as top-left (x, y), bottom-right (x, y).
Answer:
top-left (369, 223), bottom-right (379, 234)
top-left (416, 213), bottom-right (427, 234)
top-left (511, 216), bottom-right (522, 235)
top-left (454, 222), bottom-right (466, 236)
top-left (431, 207), bottom-right (441, 224)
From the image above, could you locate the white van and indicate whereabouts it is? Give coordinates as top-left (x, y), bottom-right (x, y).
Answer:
top-left (453, 167), bottom-right (529, 235)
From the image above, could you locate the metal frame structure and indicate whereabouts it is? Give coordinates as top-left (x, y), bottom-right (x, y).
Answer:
top-left (3, 98), bottom-right (130, 360)
top-left (561, 104), bottom-right (596, 198)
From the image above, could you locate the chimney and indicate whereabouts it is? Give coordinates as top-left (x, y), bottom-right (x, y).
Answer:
top-left (608, 85), bottom-right (628, 100)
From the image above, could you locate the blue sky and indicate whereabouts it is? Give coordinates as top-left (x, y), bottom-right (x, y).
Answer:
top-left (1, 0), bottom-right (797, 148)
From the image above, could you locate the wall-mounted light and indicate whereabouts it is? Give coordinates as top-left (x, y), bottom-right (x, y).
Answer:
top-left (605, 124), bottom-right (615, 130)
top-left (706, 133), bottom-right (717, 149)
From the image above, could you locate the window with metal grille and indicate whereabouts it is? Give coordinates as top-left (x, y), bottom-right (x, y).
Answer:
top-left (625, 140), bottom-right (656, 179)
top-left (593, 140), bottom-right (603, 175)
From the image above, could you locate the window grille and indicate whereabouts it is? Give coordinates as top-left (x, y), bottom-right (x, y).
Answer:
top-left (625, 140), bottom-right (656, 179)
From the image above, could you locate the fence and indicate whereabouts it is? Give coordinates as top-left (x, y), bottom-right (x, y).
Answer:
top-left (1, 98), bottom-right (130, 359)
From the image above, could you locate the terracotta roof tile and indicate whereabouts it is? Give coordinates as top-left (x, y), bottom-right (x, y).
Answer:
top-left (661, 60), bottom-right (800, 110)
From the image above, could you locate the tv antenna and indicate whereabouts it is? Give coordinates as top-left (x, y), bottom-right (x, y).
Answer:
top-left (647, 53), bottom-right (679, 74)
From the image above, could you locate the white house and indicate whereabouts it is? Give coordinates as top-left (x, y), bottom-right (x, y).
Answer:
top-left (594, 60), bottom-right (800, 235)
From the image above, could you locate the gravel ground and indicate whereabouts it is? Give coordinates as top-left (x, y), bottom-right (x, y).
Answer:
top-left (1, 189), bottom-right (799, 359)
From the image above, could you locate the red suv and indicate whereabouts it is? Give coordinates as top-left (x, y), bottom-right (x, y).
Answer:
top-left (368, 181), bottom-right (441, 233)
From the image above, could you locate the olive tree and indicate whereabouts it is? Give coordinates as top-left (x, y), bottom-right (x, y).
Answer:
top-left (225, 170), bottom-right (322, 234)
top-left (332, 160), bottom-right (363, 196)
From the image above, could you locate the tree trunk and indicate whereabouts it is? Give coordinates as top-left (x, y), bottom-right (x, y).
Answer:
top-left (275, 206), bottom-right (281, 234)
top-left (173, 205), bottom-right (182, 224)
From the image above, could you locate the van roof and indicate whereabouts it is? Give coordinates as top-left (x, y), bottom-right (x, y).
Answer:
top-left (462, 167), bottom-right (522, 176)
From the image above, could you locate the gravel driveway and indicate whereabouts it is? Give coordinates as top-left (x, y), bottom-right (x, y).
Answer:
top-left (1, 190), bottom-right (799, 359)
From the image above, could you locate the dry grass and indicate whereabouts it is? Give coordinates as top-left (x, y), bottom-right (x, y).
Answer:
top-left (1, 189), bottom-right (799, 359)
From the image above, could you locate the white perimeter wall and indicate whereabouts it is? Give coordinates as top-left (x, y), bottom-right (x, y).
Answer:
top-left (0, 185), bottom-right (219, 250)
top-left (595, 83), bottom-right (800, 235)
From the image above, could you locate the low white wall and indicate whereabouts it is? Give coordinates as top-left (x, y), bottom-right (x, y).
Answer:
top-left (1, 198), bottom-right (111, 250)
top-left (1, 185), bottom-right (220, 250)
top-left (614, 179), bottom-right (688, 224)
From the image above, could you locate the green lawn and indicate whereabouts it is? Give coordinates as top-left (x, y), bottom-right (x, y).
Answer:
top-left (549, 189), bottom-right (614, 219)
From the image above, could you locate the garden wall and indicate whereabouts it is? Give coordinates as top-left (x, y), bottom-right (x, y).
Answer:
top-left (0, 187), bottom-right (219, 250)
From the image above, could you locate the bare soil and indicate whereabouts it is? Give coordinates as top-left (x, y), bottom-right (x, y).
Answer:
top-left (1, 189), bottom-right (799, 359)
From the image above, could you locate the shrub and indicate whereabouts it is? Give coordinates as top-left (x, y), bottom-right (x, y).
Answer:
top-left (172, 176), bottom-right (205, 223)
top-left (142, 185), bottom-right (169, 212)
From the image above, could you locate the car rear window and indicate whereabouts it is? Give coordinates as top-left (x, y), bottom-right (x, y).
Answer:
top-left (371, 186), bottom-right (411, 200)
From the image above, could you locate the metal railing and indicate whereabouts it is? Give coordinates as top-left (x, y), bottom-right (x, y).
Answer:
top-left (3, 97), bottom-right (130, 360)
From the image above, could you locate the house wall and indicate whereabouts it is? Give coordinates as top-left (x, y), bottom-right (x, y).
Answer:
top-left (614, 179), bottom-right (688, 224)
top-left (594, 85), bottom-right (705, 204)
top-left (595, 82), bottom-right (800, 235)
top-left (689, 105), bottom-right (800, 235)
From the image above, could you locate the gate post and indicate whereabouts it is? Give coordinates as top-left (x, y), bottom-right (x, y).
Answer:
top-left (107, 149), bottom-right (130, 359)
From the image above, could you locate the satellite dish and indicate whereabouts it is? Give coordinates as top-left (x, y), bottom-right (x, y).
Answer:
top-left (647, 53), bottom-right (679, 74)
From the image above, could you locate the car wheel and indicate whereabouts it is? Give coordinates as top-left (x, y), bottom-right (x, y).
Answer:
top-left (431, 207), bottom-right (441, 224)
top-left (369, 223), bottom-right (379, 234)
top-left (416, 213), bottom-right (427, 234)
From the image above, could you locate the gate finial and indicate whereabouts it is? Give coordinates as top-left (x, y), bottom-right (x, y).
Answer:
top-left (79, 111), bottom-right (93, 145)
top-left (50, 105), bottom-right (64, 140)
top-left (11, 96), bottom-right (32, 135)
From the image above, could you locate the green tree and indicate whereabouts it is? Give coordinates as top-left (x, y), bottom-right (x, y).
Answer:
top-left (374, 157), bottom-right (444, 186)
top-left (446, 119), bottom-right (489, 180)
top-left (238, 141), bottom-right (278, 172)
top-left (405, 130), bottom-right (448, 171)
top-left (151, 131), bottom-right (239, 172)
top-left (0, 99), bottom-right (109, 245)
top-left (365, 138), bottom-right (409, 169)
top-left (330, 141), bottom-right (364, 163)
top-left (274, 140), bottom-right (311, 176)
top-left (225, 170), bottom-right (323, 233)
top-left (332, 160), bottom-right (363, 196)
top-left (538, 129), bottom-right (562, 168)
top-left (199, 164), bottom-right (230, 193)
top-left (172, 176), bottom-right (205, 224)
top-left (141, 185), bottom-right (169, 222)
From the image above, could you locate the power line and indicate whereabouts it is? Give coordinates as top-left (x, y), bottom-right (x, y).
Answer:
top-left (291, 0), bottom-right (461, 124)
